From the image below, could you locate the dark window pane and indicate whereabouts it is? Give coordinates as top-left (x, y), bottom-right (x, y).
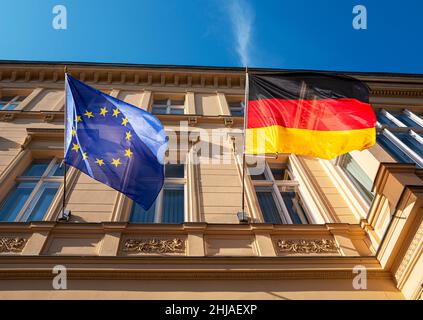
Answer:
top-left (165, 164), bottom-right (184, 178)
top-left (339, 154), bottom-right (374, 203)
top-left (161, 188), bottom-right (184, 223)
top-left (397, 114), bottom-right (422, 127)
top-left (377, 134), bottom-right (415, 164)
top-left (271, 168), bottom-right (288, 180)
top-left (25, 183), bottom-right (60, 221)
top-left (152, 106), bottom-right (167, 114)
top-left (153, 100), bottom-right (168, 105)
top-left (170, 100), bottom-right (185, 106)
top-left (23, 161), bottom-right (50, 177)
top-left (256, 191), bottom-right (283, 224)
top-left (0, 182), bottom-right (35, 222)
top-left (281, 191), bottom-right (307, 224)
top-left (230, 109), bottom-right (244, 117)
top-left (376, 112), bottom-right (398, 127)
top-left (51, 162), bottom-right (65, 176)
top-left (394, 132), bottom-right (423, 158)
top-left (130, 201), bottom-right (156, 223)
top-left (169, 107), bottom-right (184, 115)
top-left (5, 103), bottom-right (18, 110)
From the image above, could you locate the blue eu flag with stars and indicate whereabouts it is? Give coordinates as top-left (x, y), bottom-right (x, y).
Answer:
top-left (65, 74), bottom-right (168, 210)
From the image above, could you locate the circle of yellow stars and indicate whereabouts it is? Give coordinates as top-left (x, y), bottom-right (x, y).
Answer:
top-left (70, 106), bottom-right (134, 168)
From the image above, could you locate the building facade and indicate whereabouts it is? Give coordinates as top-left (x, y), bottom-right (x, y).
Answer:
top-left (0, 62), bottom-right (422, 299)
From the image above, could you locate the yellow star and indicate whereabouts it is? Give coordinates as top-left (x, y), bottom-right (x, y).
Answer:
top-left (95, 158), bottom-right (104, 166)
top-left (76, 115), bottom-right (82, 123)
top-left (112, 108), bottom-right (121, 117)
top-left (71, 143), bottom-right (79, 152)
top-left (99, 107), bottom-right (108, 116)
top-left (84, 111), bottom-right (94, 118)
top-left (82, 152), bottom-right (88, 160)
top-left (124, 148), bottom-right (133, 158)
top-left (121, 117), bottom-right (129, 126)
top-left (125, 131), bottom-right (132, 141)
top-left (111, 158), bottom-right (121, 167)
top-left (71, 127), bottom-right (76, 137)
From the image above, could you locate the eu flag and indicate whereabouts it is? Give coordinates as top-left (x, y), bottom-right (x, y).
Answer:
top-left (64, 74), bottom-right (168, 210)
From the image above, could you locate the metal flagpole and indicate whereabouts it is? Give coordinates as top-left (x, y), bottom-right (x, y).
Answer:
top-left (61, 66), bottom-right (68, 219)
top-left (240, 66), bottom-right (249, 222)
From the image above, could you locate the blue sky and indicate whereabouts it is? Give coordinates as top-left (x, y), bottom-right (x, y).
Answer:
top-left (1, 0), bottom-right (422, 73)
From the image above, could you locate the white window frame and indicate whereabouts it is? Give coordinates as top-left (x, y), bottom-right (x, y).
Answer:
top-left (376, 108), bottom-right (423, 167)
top-left (250, 161), bottom-right (309, 224)
top-left (3, 157), bottom-right (64, 222)
top-left (151, 98), bottom-right (185, 115)
top-left (333, 153), bottom-right (374, 210)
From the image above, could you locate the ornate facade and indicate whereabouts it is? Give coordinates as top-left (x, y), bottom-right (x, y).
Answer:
top-left (0, 62), bottom-right (421, 299)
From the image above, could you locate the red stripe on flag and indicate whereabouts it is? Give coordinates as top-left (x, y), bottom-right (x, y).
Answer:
top-left (247, 97), bottom-right (376, 131)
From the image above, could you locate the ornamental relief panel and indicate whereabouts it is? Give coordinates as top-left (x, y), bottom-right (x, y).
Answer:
top-left (274, 239), bottom-right (340, 255)
top-left (0, 237), bottom-right (27, 253)
top-left (121, 237), bottom-right (186, 255)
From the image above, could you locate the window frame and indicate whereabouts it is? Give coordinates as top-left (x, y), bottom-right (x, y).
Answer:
top-left (250, 161), bottom-right (309, 224)
top-left (129, 163), bottom-right (187, 224)
top-left (228, 101), bottom-right (245, 117)
top-left (376, 108), bottom-right (423, 167)
top-left (0, 95), bottom-right (22, 110)
top-left (0, 157), bottom-right (64, 222)
top-left (151, 98), bottom-right (185, 115)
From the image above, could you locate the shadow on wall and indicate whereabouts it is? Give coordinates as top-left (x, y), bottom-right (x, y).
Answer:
top-left (0, 137), bottom-right (21, 151)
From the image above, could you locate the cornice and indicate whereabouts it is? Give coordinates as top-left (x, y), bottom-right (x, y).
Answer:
top-left (1, 63), bottom-right (423, 97)
top-left (0, 268), bottom-right (392, 281)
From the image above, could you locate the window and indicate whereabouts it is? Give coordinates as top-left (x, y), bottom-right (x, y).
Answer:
top-left (130, 164), bottom-right (185, 223)
top-left (376, 109), bottom-right (423, 167)
top-left (338, 153), bottom-right (375, 204)
top-left (0, 158), bottom-right (64, 222)
top-left (249, 161), bottom-right (309, 224)
top-left (0, 95), bottom-right (25, 110)
top-left (229, 101), bottom-right (245, 117)
top-left (151, 98), bottom-right (185, 115)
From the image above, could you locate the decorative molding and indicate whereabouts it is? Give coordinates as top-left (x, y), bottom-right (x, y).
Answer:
top-left (370, 88), bottom-right (423, 97)
top-left (395, 221), bottom-right (423, 285)
top-left (0, 112), bottom-right (15, 122)
top-left (123, 238), bottom-right (185, 254)
top-left (276, 239), bottom-right (339, 254)
top-left (0, 237), bottom-right (27, 253)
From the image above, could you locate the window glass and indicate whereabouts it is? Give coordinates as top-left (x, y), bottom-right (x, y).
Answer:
top-left (130, 201), bottom-right (156, 223)
top-left (152, 106), bottom-right (167, 114)
top-left (376, 111), bottom-right (398, 127)
top-left (256, 190), bottom-right (283, 224)
top-left (393, 132), bottom-right (423, 158)
top-left (23, 161), bottom-right (49, 177)
top-left (339, 154), bottom-right (374, 203)
top-left (377, 134), bottom-right (415, 164)
top-left (165, 164), bottom-right (184, 178)
top-left (161, 188), bottom-right (184, 223)
top-left (5, 103), bottom-right (18, 110)
top-left (169, 107), bottom-right (184, 115)
top-left (24, 183), bottom-right (60, 221)
top-left (0, 182), bottom-right (35, 222)
top-left (396, 113), bottom-right (422, 127)
top-left (270, 168), bottom-right (289, 180)
top-left (50, 162), bottom-right (65, 176)
top-left (280, 191), bottom-right (307, 224)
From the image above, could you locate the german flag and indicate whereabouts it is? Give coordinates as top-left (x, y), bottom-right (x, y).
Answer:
top-left (246, 72), bottom-right (376, 160)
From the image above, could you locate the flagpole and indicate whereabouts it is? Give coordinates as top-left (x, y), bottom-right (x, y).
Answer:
top-left (62, 66), bottom-right (68, 219)
top-left (240, 66), bottom-right (249, 221)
